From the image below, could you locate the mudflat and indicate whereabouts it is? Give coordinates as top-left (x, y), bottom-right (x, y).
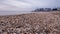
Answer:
top-left (0, 11), bottom-right (60, 34)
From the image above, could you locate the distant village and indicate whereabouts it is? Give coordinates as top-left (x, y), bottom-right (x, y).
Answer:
top-left (33, 7), bottom-right (60, 12)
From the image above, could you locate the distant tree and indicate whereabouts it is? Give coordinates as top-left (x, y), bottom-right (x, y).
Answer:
top-left (34, 8), bottom-right (44, 12)
top-left (52, 8), bottom-right (58, 11)
top-left (40, 8), bottom-right (44, 11)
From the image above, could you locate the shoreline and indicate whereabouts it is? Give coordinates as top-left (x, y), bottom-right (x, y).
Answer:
top-left (0, 11), bottom-right (59, 16)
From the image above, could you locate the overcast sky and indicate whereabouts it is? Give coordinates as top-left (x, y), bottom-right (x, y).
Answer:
top-left (0, 0), bottom-right (59, 11)
top-left (0, 0), bottom-right (60, 15)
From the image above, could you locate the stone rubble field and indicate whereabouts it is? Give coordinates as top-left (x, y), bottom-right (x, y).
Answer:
top-left (0, 11), bottom-right (60, 34)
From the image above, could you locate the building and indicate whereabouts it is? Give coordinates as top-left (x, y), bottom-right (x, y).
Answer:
top-left (44, 8), bottom-right (51, 11)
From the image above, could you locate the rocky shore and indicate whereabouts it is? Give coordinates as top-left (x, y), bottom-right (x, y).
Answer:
top-left (0, 11), bottom-right (60, 34)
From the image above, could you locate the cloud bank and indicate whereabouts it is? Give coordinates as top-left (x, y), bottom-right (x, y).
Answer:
top-left (0, 0), bottom-right (59, 11)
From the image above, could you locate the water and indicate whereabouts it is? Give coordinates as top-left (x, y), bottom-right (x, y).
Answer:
top-left (0, 11), bottom-right (32, 16)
